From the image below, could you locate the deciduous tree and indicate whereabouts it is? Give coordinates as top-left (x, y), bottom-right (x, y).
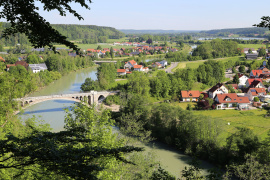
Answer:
top-left (0, 0), bottom-right (93, 52)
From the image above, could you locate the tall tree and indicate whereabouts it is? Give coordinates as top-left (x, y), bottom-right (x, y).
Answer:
top-left (0, 0), bottom-right (93, 52)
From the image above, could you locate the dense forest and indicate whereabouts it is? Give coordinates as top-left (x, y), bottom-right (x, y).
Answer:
top-left (0, 22), bottom-right (125, 46)
top-left (200, 27), bottom-right (269, 37)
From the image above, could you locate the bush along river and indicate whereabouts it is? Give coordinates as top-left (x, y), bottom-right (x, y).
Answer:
top-left (18, 66), bottom-right (215, 178)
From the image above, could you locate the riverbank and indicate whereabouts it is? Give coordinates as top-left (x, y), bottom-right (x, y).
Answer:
top-left (17, 65), bottom-right (217, 179)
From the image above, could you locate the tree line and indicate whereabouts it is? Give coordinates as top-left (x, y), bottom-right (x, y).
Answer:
top-left (192, 39), bottom-right (241, 59)
top-left (0, 22), bottom-right (125, 47)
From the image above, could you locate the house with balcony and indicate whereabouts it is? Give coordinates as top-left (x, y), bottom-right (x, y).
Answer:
top-left (215, 93), bottom-right (250, 110)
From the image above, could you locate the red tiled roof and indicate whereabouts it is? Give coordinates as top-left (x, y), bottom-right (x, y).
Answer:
top-left (6, 64), bottom-right (15, 68)
top-left (248, 88), bottom-right (266, 96)
top-left (216, 93), bottom-right (250, 104)
top-left (251, 70), bottom-right (262, 76)
top-left (181, 90), bottom-right (200, 98)
top-left (247, 78), bottom-right (262, 86)
top-left (128, 60), bottom-right (137, 65)
top-left (133, 65), bottom-right (143, 69)
top-left (117, 69), bottom-right (126, 73)
top-left (15, 61), bottom-right (28, 69)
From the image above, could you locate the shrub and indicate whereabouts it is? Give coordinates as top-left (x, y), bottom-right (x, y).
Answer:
top-left (254, 97), bottom-right (260, 102)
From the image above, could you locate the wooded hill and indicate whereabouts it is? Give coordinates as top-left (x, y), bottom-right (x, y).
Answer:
top-left (200, 27), bottom-right (269, 37)
top-left (0, 22), bottom-right (125, 46)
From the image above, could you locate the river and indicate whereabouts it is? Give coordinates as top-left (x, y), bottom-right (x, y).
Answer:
top-left (18, 66), bottom-right (215, 178)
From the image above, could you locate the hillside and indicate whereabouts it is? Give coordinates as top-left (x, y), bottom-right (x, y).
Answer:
top-left (119, 29), bottom-right (200, 34)
top-left (0, 23), bottom-right (125, 46)
top-left (200, 27), bottom-right (269, 37)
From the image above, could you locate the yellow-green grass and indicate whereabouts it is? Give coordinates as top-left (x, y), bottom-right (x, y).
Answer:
top-left (192, 82), bottom-right (210, 91)
top-left (106, 37), bottom-right (130, 43)
top-left (171, 102), bottom-right (197, 110)
top-left (172, 56), bottom-right (244, 72)
top-left (54, 44), bottom-right (136, 50)
top-left (147, 96), bottom-right (171, 103)
top-left (192, 109), bottom-right (270, 142)
top-left (109, 79), bottom-right (128, 89)
top-left (238, 44), bottom-right (267, 50)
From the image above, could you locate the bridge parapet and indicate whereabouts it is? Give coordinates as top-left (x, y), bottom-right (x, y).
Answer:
top-left (15, 90), bottom-right (120, 107)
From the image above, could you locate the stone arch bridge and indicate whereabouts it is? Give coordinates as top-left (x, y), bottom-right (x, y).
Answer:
top-left (16, 91), bottom-right (119, 107)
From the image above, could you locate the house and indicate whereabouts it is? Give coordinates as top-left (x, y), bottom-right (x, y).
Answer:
top-left (6, 64), bottom-right (15, 71)
top-left (124, 60), bottom-right (137, 70)
top-left (246, 53), bottom-right (258, 60)
top-left (133, 65), bottom-right (143, 71)
top-left (29, 63), bottom-right (48, 73)
top-left (142, 67), bottom-right (149, 71)
top-left (181, 90), bottom-right (200, 102)
top-left (246, 88), bottom-right (266, 101)
top-left (237, 74), bottom-right (249, 89)
top-left (243, 48), bottom-right (257, 54)
top-left (208, 83), bottom-right (229, 99)
top-left (159, 60), bottom-right (168, 68)
top-left (215, 93), bottom-right (250, 110)
top-left (117, 69), bottom-right (126, 76)
top-left (246, 79), bottom-right (264, 88)
top-left (15, 61), bottom-right (29, 70)
top-left (152, 62), bottom-right (162, 68)
top-left (250, 70), bottom-right (262, 78)
top-left (259, 73), bottom-right (270, 82)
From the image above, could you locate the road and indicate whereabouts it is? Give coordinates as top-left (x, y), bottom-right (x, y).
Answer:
top-left (163, 62), bottom-right (179, 73)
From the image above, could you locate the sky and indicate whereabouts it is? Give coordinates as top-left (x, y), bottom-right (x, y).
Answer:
top-left (34, 0), bottom-right (269, 30)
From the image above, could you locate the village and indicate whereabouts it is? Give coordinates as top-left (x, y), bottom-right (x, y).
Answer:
top-left (181, 48), bottom-right (270, 110)
top-left (2, 44), bottom-right (270, 112)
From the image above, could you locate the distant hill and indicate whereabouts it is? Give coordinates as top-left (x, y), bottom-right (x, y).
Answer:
top-left (200, 27), bottom-right (269, 37)
top-left (119, 29), bottom-right (200, 34)
top-left (52, 24), bottom-right (125, 40)
top-left (0, 22), bottom-right (125, 46)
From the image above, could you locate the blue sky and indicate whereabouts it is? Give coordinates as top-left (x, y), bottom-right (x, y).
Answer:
top-left (36, 0), bottom-right (268, 30)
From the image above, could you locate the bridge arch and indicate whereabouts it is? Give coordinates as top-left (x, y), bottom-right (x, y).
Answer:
top-left (98, 95), bottom-right (105, 103)
top-left (21, 97), bottom-right (81, 108)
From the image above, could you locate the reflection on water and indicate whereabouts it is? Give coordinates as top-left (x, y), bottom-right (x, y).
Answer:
top-left (30, 67), bottom-right (97, 96)
top-left (19, 100), bottom-right (76, 132)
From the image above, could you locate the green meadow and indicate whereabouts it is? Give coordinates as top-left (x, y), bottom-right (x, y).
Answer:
top-left (193, 109), bottom-right (270, 142)
top-left (172, 56), bottom-right (243, 72)
top-left (238, 43), bottom-right (267, 50)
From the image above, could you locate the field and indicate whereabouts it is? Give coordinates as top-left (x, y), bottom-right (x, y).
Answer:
top-left (172, 56), bottom-right (243, 72)
top-left (171, 102), bottom-right (197, 110)
top-left (54, 44), bottom-right (134, 50)
top-left (192, 109), bottom-right (270, 142)
top-left (238, 43), bottom-right (267, 50)
top-left (109, 79), bottom-right (128, 89)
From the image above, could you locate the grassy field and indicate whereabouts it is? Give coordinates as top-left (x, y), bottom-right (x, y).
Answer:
top-left (191, 82), bottom-right (211, 91)
top-left (109, 79), bottom-right (128, 89)
top-left (54, 44), bottom-right (134, 50)
top-left (171, 102), bottom-right (197, 110)
top-left (238, 44), bottom-right (267, 50)
top-left (172, 56), bottom-right (244, 72)
top-left (192, 109), bottom-right (270, 142)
